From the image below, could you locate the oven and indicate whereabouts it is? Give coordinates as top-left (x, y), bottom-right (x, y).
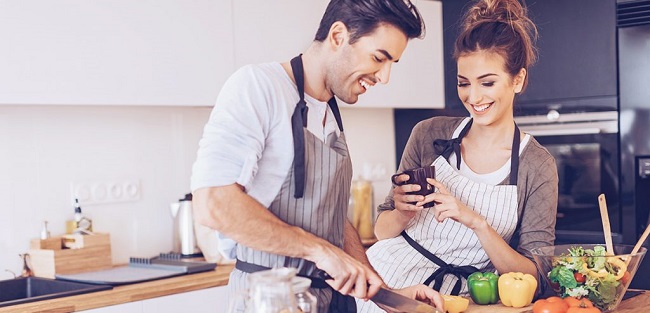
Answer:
top-left (515, 110), bottom-right (621, 244)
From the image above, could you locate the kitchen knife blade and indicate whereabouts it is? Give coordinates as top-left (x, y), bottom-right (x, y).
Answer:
top-left (371, 287), bottom-right (443, 313)
top-left (314, 270), bottom-right (442, 313)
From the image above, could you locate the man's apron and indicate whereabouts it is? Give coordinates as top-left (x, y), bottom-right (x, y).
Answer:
top-left (360, 119), bottom-right (522, 313)
top-left (229, 55), bottom-right (355, 313)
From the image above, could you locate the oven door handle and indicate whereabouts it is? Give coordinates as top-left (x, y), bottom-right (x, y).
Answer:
top-left (524, 127), bottom-right (601, 136)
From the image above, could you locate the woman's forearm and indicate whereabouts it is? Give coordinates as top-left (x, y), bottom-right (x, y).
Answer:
top-left (473, 220), bottom-right (537, 276)
top-left (374, 210), bottom-right (413, 240)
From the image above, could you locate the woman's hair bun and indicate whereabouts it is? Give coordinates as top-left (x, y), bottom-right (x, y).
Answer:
top-left (462, 0), bottom-right (529, 31)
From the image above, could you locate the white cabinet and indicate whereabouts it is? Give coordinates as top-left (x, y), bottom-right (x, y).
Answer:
top-left (82, 301), bottom-right (142, 313)
top-left (0, 0), bottom-right (443, 108)
top-left (0, 0), bottom-right (234, 106)
top-left (355, 0), bottom-right (445, 108)
top-left (232, 0), bottom-right (330, 67)
top-left (142, 286), bottom-right (230, 313)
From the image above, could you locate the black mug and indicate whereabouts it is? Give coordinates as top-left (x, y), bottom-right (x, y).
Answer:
top-left (391, 166), bottom-right (436, 208)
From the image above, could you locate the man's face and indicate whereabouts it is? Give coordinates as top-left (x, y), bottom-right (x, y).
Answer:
top-left (327, 24), bottom-right (408, 104)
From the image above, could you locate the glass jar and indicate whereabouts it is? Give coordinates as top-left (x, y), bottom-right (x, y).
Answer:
top-left (351, 179), bottom-right (374, 240)
top-left (247, 267), bottom-right (299, 313)
top-left (292, 276), bottom-right (317, 313)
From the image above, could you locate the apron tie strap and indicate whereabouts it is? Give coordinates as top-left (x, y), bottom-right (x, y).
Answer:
top-left (433, 119), bottom-right (473, 170)
top-left (423, 264), bottom-right (478, 296)
top-left (402, 230), bottom-right (479, 296)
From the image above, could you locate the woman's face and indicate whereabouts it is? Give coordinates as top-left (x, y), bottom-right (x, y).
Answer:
top-left (456, 50), bottom-right (525, 126)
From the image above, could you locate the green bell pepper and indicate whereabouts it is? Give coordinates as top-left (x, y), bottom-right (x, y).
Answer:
top-left (467, 271), bottom-right (499, 305)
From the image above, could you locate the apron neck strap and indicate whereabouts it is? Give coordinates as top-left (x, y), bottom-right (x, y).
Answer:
top-left (289, 54), bottom-right (345, 198)
top-left (509, 124), bottom-right (521, 185)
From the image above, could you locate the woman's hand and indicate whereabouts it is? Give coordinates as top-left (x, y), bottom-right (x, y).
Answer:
top-left (391, 173), bottom-right (427, 219)
top-left (420, 178), bottom-right (487, 230)
top-left (393, 284), bottom-right (445, 311)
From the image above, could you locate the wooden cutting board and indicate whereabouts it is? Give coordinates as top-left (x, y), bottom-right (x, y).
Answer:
top-left (459, 290), bottom-right (650, 313)
top-left (464, 302), bottom-right (531, 313)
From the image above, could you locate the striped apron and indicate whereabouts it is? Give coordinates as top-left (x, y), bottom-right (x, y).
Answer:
top-left (358, 119), bottom-right (522, 313)
top-left (229, 55), bottom-right (354, 313)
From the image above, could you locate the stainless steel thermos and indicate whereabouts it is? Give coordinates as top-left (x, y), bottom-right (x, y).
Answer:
top-left (170, 193), bottom-right (202, 257)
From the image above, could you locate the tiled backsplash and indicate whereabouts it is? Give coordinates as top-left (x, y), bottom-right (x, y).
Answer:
top-left (0, 105), bottom-right (397, 279)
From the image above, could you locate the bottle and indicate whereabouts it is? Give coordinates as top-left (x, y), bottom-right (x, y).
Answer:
top-left (40, 220), bottom-right (50, 239)
top-left (66, 199), bottom-right (93, 234)
top-left (293, 276), bottom-right (317, 313)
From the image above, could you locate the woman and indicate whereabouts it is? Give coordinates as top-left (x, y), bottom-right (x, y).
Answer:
top-left (357, 0), bottom-right (558, 311)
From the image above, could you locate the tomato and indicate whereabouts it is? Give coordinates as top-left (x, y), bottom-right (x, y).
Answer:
top-left (574, 272), bottom-right (586, 283)
top-left (621, 271), bottom-right (632, 285)
top-left (533, 296), bottom-right (569, 313)
top-left (564, 297), bottom-right (594, 308)
top-left (566, 306), bottom-right (601, 313)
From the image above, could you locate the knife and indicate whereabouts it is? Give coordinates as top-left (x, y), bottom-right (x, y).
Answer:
top-left (314, 270), bottom-right (443, 313)
top-left (371, 287), bottom-right (444, 313)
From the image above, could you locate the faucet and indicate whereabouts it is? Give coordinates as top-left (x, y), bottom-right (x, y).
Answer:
top-left (4, 269), bottom-right (17, 279)
top-left (19, 253), bottom-right (34, 278)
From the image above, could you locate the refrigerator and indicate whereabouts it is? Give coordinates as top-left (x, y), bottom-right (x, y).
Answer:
top-left (617, 0), bottom-right (650, 289)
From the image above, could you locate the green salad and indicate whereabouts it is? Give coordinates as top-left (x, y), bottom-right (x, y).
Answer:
top-left (548, 245), bottom-right (630, 311)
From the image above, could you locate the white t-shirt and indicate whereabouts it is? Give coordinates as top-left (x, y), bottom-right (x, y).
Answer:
top-left (190, 62), bottom-right (340, 258)
top-left (449, 118), bottom-right (531, 185)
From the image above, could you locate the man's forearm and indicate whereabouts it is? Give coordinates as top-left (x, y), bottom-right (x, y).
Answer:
top-left (193, 185), bottom-right (331, 261)
top-left (343, 221), bottom-right (373, 269)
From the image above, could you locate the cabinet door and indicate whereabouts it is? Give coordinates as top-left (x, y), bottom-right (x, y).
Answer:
top-left (82, 301), bottom-right (142, 313)
top-left (232, 0), bottom-right (330, 67)
top-left (355, 0), bottom-right (445, 108)
top-left (142, 286), bottom-right (230, 313)
top-left (232, 0), bottom-right (444, 108)
top-left (442, 0), bottom-right (617, 110)
top-left (0, 0), bottom-right (233, 106)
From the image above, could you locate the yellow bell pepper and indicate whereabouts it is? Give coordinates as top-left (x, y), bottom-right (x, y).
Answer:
top-left (497, 272), bottom-right (537, 308)
top-left (442, 295), bottom-right (469, 313)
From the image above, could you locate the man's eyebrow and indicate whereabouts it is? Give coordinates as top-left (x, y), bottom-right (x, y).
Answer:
top-left (377, 49), bottom-right (397, 62)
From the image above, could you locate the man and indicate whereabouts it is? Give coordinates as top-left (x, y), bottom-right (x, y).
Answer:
top-left (191, 0), bottom-right (444, 311)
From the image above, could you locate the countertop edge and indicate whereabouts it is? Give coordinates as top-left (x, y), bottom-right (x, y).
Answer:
top-left (0, 264), bottom-right (234, 313)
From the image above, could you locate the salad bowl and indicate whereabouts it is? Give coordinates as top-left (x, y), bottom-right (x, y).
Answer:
top-left (531, 244), bottom-right (647, 312)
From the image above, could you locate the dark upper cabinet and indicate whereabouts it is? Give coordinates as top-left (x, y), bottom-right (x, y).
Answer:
top-left (442, 0), bottom-right (618, 112)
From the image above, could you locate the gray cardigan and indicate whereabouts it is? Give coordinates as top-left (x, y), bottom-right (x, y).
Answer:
top-left (378, 116), bottom-right (559, 260)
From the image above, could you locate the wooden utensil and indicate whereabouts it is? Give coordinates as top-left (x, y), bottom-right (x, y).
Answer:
top-left (598, 194), bottom-right (615, 255)
top-left (631, 223), bottom-right (650, 256)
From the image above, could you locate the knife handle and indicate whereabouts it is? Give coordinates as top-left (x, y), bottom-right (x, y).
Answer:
top-left (315, 270), bottom-right (333, 280)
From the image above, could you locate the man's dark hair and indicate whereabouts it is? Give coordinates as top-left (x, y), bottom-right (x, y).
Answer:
top-left (314, 0), bottom-right (425, 44)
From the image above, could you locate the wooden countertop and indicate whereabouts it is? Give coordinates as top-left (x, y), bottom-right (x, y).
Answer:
top-left (0, 264), bottom-right (647, 313)
top-left (0, 264), bottom-right (234, 313)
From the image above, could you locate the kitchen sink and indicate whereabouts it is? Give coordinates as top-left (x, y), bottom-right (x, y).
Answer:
top-left (0, 276), bottom-right (112, 307)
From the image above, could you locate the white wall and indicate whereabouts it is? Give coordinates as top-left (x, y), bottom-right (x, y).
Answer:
top-left (0, 105), bottom-right (397, 279)
top-left (0, 105), bottom-right (211, 278)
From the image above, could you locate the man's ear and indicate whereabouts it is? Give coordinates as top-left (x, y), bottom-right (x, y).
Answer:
top-left (328, 21), bottom-right (349, 50)
top-left (513, 68), bottom-right (526, 93)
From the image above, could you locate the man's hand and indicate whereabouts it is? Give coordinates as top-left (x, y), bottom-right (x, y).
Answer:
top-left (309, 242), bottom-right (383, 300)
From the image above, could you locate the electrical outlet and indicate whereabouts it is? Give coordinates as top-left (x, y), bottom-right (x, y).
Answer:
top-left (70, 179), bottom-right (141, 205)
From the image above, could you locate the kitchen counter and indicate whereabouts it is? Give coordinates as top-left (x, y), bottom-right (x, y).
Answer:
top-left (0, 264), bottom-right (234, 313)
top-left (0, 263), bottom-right (647, 313)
